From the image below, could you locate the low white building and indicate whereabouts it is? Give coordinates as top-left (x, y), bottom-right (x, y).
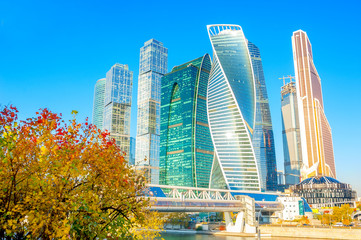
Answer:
top-left (277, 196), bottom-right (304, 220)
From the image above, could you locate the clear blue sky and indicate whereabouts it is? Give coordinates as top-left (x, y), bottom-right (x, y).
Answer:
top-left (1, 0), bottom-right (360, 195)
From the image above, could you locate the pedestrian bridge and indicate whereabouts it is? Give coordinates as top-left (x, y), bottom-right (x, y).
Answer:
top-left (146, 184), bottom-right (282, 213)
top-left (352, 211), bottom-right (361, 220)
top-left (145, 184), bottom-right (283, 233)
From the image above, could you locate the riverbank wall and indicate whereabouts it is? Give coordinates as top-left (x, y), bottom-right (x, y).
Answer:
top-left (260, 225), bottom-right (361, 240)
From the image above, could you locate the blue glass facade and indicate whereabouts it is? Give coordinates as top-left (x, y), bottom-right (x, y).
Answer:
top-left (207, 25), bottom-right (260, 191)
top-left (159, 54), bottom-right (214, 188)
top-left (92, 78), bottom-right (106, 130)
top-left (135, 39), bottom-right (168, 184)
top-left (248, 42), bottom-right (278, 191)
top-left (129, 137), bottom-right (135, 165)
top-left (103, 64), bottom-right (133, 162)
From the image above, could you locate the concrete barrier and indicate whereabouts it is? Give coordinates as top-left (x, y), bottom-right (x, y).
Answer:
top-left (260, 225), bottom-right (361, 240)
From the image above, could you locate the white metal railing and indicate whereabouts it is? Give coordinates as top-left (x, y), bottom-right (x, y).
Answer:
top-left (149, 184), bottom-right (257, 201)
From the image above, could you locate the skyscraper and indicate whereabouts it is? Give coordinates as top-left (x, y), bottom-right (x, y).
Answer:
top-left (135, 39), bottom-right (168, 184)
top-left (92, 78), bottom-right (106, 130)
top-left (248, 42), bottom-right (278, 191)
top-left (159, 54), bottom-right (214, 188)
top-left (207, 25), bottom-right (260, 191)
top-left (281, 80), bottom-right (303, 185)
top-left (292, 30), bottom-right (336, 179)
top-left (129, 137), bottom-right (136, 165)
top-left (103, 63), bottom-right (133, 162)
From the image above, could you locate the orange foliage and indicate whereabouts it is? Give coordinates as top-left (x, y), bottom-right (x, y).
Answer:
top-left (0, 106), bottom-right (162, 239)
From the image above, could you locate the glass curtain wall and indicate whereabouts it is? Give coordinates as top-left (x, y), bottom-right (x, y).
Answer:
top-left (207, 25), bottom-right (260, 191)
top-left (135, 39), bottom-right (168, 184)
top-left (159, 54), bottom-right (214, 188)
top-left (92, 78), bottom-right (106, 130)
top-left (103, 64), bottom-right (133, 162)
top-left (292, 30), bottom-right (336, 179)
top-left (248, 42), bottom-right (278, 191)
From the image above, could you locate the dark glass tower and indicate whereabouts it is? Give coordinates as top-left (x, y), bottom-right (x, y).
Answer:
top-left (159, 54), bottom-right (214, 188)
top-left (248, 42), bottom-right (278, 191)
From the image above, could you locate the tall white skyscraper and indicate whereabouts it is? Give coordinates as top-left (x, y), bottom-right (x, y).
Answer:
top-left (103, 63), bottom-right (133, 162)
top-left (281, 79), bottom-right (303, 185)
top-left (135, 39), bottom-right (168, 184)
top-left (92, 78), bottom-right (106, 130)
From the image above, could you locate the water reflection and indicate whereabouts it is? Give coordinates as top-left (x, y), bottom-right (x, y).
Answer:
top-left (159, 232), bottom-right (332, 240)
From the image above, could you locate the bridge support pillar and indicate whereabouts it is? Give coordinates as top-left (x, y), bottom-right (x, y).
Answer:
top-left (224, 195), bottom-right (257, 234)
top-left (225, 211), bottom-right (244, 233)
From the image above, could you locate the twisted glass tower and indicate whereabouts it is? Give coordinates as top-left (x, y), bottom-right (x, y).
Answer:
top-left (207, 25), bottom-right (260, 191)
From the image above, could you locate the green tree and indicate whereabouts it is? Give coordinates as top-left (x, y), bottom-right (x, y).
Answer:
top-left (0, 106), bottom-right (163, 239)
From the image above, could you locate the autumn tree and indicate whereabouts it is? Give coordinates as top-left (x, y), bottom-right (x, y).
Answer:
top-left (321, 213), bottom-right (331, 225)
top-left (332, 204), bottom-right (353, 225)
top-left (299, 215), bottom-right (310, 225)
top-left (0, 106), bottom-right (163, 239)
top-left (162, 213), bottom-right (191, 229)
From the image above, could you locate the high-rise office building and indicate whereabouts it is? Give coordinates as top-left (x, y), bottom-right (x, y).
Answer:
top-left (159, 54), bottom-right (214, 188)
top-left (248, 42), bottom-right (278, 191)
top-left (292, 30), bottom-right (336, 179)
top-left (92, 78), bottom-right (106, 130)
top-left (135, 39), bottom-right (168, 184)
top-left (281, 80), bottom-right (303, 185)
top-left (103, 64), bottom-right (133, 162)
top-left (277, 170), bottom-right (285, 185)
top-left (129, 137), bottom-right (136, 165)
top-left (207, 25), bottom-right (260, 191)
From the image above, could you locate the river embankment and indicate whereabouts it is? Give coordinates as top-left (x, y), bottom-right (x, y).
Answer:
top-left (260, 225), bottom-right (361, 239)
top-left (161, 225), bottom-right (361, 239)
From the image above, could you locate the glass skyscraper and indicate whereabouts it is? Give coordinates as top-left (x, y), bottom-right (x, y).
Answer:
top-left (159, 54), bottom-right (214, 188)
top-left (103, 63), bottom-right (133, 162)
top-left (207, 25), bottom-right (260, 191)
top-left (135, 39), bottom-right (168, 184)
top-left (92, 78), bottom-right (106, 130)
top-left (129, 137), bottom-right (135, 165)
top-left (248, 42), bottom-right (278, 191)
top-left (281, 80), bottom-right (303, 185)
top-left (292, 30), bottom-right (336, 179)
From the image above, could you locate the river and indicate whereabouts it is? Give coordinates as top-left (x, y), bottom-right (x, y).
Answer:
top-left (159, 232), bottom-right (332, 240)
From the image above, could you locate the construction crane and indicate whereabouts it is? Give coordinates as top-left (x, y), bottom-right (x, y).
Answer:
top-left (279, 75), bottom-right (295, 85)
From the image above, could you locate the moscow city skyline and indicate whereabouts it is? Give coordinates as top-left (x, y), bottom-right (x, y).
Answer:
top-left (0, 0), bottom-right (360, 195)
